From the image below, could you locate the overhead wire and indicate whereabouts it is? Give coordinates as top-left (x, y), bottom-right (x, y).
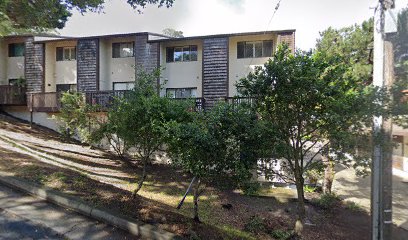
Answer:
top-left (243, 0), bottom-right (283, 77)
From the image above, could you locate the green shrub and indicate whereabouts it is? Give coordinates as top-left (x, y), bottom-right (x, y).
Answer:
top-left (303, 185), bottom-right (317, 193)
top-left (270, 229), bottom-right (293, 240)
top-left (241, 181), bottom-right (261, 196)
top-left (244, 215), bottom-right (265, 233)
top-left (345, 201), bottom-right (363, 212)
top-left (314, 193), bottom-right (340, 209)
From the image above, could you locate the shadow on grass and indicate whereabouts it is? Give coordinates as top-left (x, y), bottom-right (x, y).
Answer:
top-left (26, 144), bottom-right (126, 172)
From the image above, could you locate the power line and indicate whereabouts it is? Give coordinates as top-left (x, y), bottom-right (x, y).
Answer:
top-left (243, 0), bottom-right (284, 76)
top-left (264, 0), bottom-right (283, 33)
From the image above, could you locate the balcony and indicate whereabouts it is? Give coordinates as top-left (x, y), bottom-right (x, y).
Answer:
top-left (225, 97), bottom-right (255, 109)
top-left (85, 90), bottom-right (206, 112)
top-left (85, 90), bottom-right (129, 111)
top-left (0, 85), bottom-right (27, 105)
top-left (26, 90), bottom-right (206, 113)
top-left (172, 97), bottom-right (205, 112)
top-left (27, 92), bottom-right (61, 112)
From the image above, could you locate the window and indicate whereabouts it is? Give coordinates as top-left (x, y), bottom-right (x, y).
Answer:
top-left (8, 43), bottom-right (25, 57)
top-left (113, 82), bottom-right (135, 90)
top-left (112, 42), bottom-right (134, 58)
top-left (56, 84), bottom-right (77, 92)
top-left (56, 47), bottom-right (76, 61)
top-left (237, 41), bottom-right (273, 59)
top-left (166, 45), bottom-right (197, 62)
top-left (166, 88), bottom-right (197, 98)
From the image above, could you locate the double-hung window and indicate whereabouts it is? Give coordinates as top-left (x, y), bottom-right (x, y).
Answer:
top-left (112, 42), bottom-right (134, 58)
top-left (166, 88), bottom-right (197, 98)
top-left (8, 43), bottom-right (25, 57)
top-left (237, 40), bottom-right (273, 59)
top-left (56, 47), bottom-right (76, 61)
top-left (166, 45), bottom-right (198, 62)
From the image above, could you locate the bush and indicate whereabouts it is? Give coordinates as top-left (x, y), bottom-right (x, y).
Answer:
top-left (314, 193), bottom-right (340, 209)
top-left (244, 215), bottom-right (266, 233)
top-left (241, 181), bottom-right (261, 196)
top-left (303, 185), bottom-right (317, 193)
top-left (345, 201), bottom-right (363, 212)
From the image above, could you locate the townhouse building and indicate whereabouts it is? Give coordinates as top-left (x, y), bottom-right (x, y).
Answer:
top-left (0, 29), bottom-right (295, 116)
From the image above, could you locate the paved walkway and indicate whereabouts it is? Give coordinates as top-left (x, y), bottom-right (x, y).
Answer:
top-left (0, 183), bottom-right (137, 240)
top-left (333, 166), bottom-right (408, 231)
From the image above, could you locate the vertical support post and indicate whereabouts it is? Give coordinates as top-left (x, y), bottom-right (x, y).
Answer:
top-left (372, 1), bottom-right (393, 239)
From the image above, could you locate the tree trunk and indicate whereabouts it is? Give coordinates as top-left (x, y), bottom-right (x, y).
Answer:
top-left (294, 171), bottom-right (305, 236)
top-left (132, 157), bottom-right (147, 197)
top-left (322, 155), bottom-right (334, 194)
top-left (193, 177), bottom-right (201, 223)
top-left (295, 179), bottom-right (306, 219)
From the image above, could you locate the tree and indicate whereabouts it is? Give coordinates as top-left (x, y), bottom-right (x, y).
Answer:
top-left (55, 91), bottom-right (95, 142)
top-left (238, 45), bottom-right (381, 232)
top-left (0, 0), bottom-right (175, 35)
top-left (162, 28), bottom-right (184, 38)
top-left (315, 18), bottom-right (375, 193)
top-left (392, 7), bottom-right (408, 126)
top-left (101, 68), bottom-right (191, 196)
top-left (167, 103), bottom-right (263, 222)
top-left (316, 18), bottom-right (374, 85)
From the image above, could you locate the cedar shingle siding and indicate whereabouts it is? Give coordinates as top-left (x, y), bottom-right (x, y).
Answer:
top-left (202, 37), bottom-right (228, 107)
top-left (25, 38), bottom-right (44, 93)
top-left (135, 34), bottom-right (159, 76)
top-left (77, 38), bottom-right (99, 92)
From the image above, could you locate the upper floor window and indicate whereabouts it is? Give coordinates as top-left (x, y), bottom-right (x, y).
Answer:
top-left (166, 88), bottom-right (197, 98)
top-left (166, 45), bottom-right (198, 62)
top-left (237, 40), bottom-right (273, 59)
top-left (56, 47), bottom-right (76, 61)
top-left (8, 43), bottom-right (25, 57)
top-left (113, 82), bottom-right (135, 90)
top-left (112, 42), bottom-right (134, 58)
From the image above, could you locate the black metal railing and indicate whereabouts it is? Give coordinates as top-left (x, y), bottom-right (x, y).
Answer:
top-left (171, 97), bottom-right (205, 112)
top-left (225, 97), bottom-right (255, 109)
top-left (84, 90), bottom-right (129, 111)
top-left (0, 85), bottom-right (26, 105)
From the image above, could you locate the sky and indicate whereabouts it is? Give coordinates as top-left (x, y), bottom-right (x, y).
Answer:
top-left (59, 0), bottom-right (406, 50)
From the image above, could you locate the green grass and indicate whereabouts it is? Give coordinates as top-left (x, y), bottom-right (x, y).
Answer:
top-left (304, 185), bottom-right (317, 193)
top-left (220, 225), bottom-right (257, 240)
top-left (270, 229), bottom-right (293, 240)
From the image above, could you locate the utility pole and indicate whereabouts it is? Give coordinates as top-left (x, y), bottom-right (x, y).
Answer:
top-left (372, 1), bottom-right (394, 240)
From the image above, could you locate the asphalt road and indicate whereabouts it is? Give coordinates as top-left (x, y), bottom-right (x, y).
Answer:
top-left (0, 183), bottom-right (138, 240)
top-left (0, 208), bottom-right (63, 239)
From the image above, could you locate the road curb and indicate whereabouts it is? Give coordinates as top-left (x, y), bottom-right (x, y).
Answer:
top-left (0, 172), bottom-right (180, 240)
